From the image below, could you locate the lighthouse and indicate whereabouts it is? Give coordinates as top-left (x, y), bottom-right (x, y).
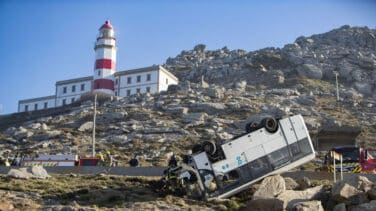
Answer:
top-left (93, 20), bottom-right (117, 95)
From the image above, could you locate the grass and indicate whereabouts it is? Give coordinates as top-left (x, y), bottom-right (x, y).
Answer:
top-left (0, 175), bottom-right (243, 210)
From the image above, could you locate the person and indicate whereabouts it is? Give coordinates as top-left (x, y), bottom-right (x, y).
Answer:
top-left (11, 153), bottom-right (19, 166)
top-left (98, 152), bottom-right (105, 166)
top-left (168, 154), bottom-right (178, 167)
top-left (105, 150), bottom-right (112, 166)
top-left (129, 156), bottom-right (139, 167)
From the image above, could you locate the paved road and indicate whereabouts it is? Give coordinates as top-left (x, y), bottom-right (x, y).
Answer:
top-left (0, 166), bottom-right (166, 176)
top-left (1, 166), bottom-right (375, 182)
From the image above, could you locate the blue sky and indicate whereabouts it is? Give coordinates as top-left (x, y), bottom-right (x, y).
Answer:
top-left (0, 0), bottom-right (375, 114)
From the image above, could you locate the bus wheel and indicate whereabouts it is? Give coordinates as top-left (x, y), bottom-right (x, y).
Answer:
top-left (192, 144), bottom-right (202, 154)
top-left (202, 141), bottom-right (217, 156)
top-left (245, 121), bottom-right (259, 133)
top-left (262, 117), bottom-right (278, 133)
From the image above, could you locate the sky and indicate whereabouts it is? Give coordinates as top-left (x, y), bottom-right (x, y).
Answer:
top-left (0, 0), bottom-right (375, 114)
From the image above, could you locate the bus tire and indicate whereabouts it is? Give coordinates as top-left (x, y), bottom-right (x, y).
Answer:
top-left (202, 141), bottom-right (217, 156)
top-left (245, 121), bottom-right (259, 133)
top-left (261, 117), bottom-right (278, 133)
top-left (192, 144), bottom-right (202, 154)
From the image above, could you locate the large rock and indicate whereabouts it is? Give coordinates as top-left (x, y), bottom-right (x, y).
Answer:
top-left (331, 181), bottom-right (369, 205)
top-left (297, 177), bottom-right (312, 190)
top-left (253, 175), bottom-right (286, 199)
top-left (244, 198), bottom-right (284, 211)
top-left (7, 166), bottom-right (50, 179)
top-left (333, 203), bottom-right (346, 211)
top-left (29, 166), bottom-right (50, 179)
top-left (345, 176), bottom-right (374, 192)
top-left (367, 186), bottom-right (376, 200)
top-left (348, 200), bottom-right (376, 211)
top-left (276, 185), bottom-right (324, 210)
top-left (284, 177), bottom-right (300, 190)
top-left (78, 121), bottom-right (93, 132)
top-left (7, 168), bottom-right (33, 179)
top-left (292, 200), bottom-right (324, 211)
top-left (296, 64), bottom-right (323, 79)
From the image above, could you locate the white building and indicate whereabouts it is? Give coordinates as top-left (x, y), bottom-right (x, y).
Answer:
top-left (18, 20), bottom-right (178, 113)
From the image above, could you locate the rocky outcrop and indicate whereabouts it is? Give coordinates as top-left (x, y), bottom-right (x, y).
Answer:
top-left (165, 26), bottom-right (376, 98)
top-left (253, 175), bottom-right (286, 199)
top-left (7, 166), bottom-right (50, 179)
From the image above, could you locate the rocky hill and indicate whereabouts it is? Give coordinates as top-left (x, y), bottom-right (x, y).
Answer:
top-left (0, 25), bottom-right (375, 164)
top-left (165, 25), bottom-right (376, 98)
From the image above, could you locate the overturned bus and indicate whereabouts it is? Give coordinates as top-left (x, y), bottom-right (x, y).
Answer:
top-left (165, 114), bottom-right (316, 199)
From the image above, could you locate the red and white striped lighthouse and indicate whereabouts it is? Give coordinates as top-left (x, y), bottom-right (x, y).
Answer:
top-left (93, 20), bottom-right (117, 95)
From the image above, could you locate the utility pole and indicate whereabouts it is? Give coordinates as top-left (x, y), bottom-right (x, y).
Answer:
top-left (334, 71), bottom-right (340, 101)
top-left (92, 94), bottom-right (97, 157)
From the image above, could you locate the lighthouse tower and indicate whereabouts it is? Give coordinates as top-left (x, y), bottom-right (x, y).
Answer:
top-left (93, 20), bottom-right (117, 95)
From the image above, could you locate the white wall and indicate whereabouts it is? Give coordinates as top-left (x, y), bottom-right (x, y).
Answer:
top-left (118, 84), bottom-right (158, 97)
top-left (116, 70), bottom-right (159, 97)
top-left (56, 80), bottom-right (92, 106)
top-left (158, 71), bottom-right (178, 92)
top-left (19, 97), bottom-right (55, 112)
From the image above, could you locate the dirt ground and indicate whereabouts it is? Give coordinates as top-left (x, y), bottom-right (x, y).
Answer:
top-left (0, 174), bottom-right (245, 210)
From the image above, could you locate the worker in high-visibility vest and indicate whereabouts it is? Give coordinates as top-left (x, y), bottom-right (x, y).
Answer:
top-left (98, 152), bottom-right (105, 166)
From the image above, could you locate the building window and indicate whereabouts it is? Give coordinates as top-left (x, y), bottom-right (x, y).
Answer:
top-left (146, 87), bottom-right (151, 93)
top-left (137, 75), bottom-right (141, 83)
top-left (115, 78), bottom-right (118, 85)
top-left (98, 70), bottom-right (101, 76)
top-left (72, 85), bottom-right (76, 93)
top-left (25, 105), bottom-right (28, 112)
top-left (136, 88), bottom-right (141, 93)
top-left (127, 77), bottom-right (132, 84)
top-left (44, 102), bottom-right (48, 109)
top-left (71, 98), bottom-right (75, 103)
top-left (126, 90), bottom-right (131, 96)
top-left (63, 86), bottom-right (67, 94)
top-left (62, 99), bottom-right (66, 105)
top-left (166, 78), bottom-right (168, 85)
top-left (81, 84), bottom-right (85, 91)
top-left (115, 91), bottom-right (118, 96)
top-left (147, 74), bottom-right (151, 81)
top-left (34, 103), bottom-right (38, 110)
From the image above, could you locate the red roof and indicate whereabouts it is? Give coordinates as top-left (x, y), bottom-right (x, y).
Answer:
top-left (100, 20), bottom-right (113, 30)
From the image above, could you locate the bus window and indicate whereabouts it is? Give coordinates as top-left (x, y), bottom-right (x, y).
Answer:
top-left (268, 147), bottom-right (290, 169)
top-left (290, 138), bottom-right (312, 160)
top-left (250, 156), bottom-right (272, 178)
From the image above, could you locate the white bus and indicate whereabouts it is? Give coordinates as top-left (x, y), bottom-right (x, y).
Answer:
top-left (167, 114), bottom-right (315, 198)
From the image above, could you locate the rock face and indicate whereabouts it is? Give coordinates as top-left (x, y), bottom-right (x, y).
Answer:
top-left (253, 175), bottom-right (286, 199)
top-left (165, 26), bottom-right (376, 98)
top-left (292, 200), bottom-right (324, 211)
